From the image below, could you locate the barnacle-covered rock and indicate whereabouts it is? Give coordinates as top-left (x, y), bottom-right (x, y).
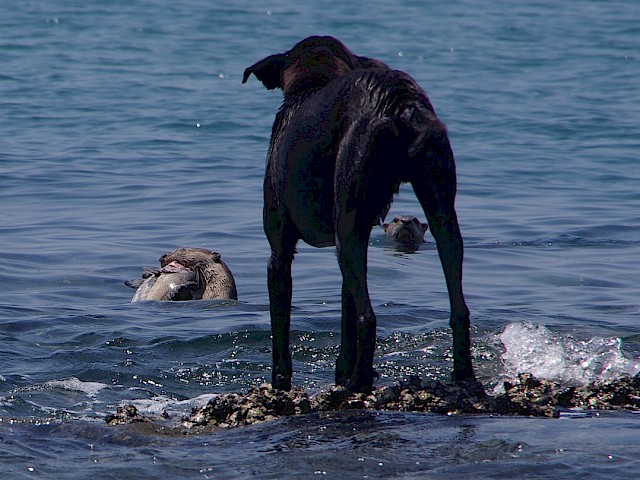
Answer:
top-left (106, 373), bottom-right (640, 428)
top-left (183, 384), bottom-right (311, 428)
top-left (105, 404), bottom-right (154, 425)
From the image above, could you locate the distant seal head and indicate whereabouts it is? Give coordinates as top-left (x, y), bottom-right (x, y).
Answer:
top-left (126, 247), bottom-right (238, 302)
top-left (382, 215), bottom-right (428, 251)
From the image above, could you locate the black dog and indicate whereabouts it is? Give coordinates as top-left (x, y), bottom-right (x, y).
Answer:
top-left (243, 36), bottom-right (475, 393)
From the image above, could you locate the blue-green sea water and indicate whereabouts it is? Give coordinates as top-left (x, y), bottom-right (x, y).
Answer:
top-left (1, 0), bottom-right (639, 478)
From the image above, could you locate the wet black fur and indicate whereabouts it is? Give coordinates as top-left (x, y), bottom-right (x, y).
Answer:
top-left (243, 36), bottom-right (475, 392)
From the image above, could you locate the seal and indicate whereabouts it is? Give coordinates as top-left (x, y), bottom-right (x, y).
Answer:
top-left (126, 247), bottom-right (238, 302)
top-left (382, 215), bottom-right (428, 251)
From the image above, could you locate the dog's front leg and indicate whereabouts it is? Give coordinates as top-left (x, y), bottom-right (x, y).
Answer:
top-left (267, 251), bottom-right (293, 390)
top-left (264, 200), bottom-right (298, 391)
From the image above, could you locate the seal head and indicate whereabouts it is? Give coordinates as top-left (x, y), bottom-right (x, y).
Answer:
top-left (126, 247), bottom-right (238, 302)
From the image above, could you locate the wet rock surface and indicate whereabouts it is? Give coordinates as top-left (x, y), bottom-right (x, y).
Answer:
top-left (106, 373), bottom-right (640, 428)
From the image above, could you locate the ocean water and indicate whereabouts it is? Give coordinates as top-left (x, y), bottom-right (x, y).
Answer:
top-left (1, 0), bottom-right (639, 477)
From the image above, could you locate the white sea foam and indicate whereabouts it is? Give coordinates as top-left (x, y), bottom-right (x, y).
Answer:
top-left (498, 322), bottom-right (640, 387)
top-left (128, 393), bottom-right (219, 417)
top-left (44, 377), bottom-right (108, 397)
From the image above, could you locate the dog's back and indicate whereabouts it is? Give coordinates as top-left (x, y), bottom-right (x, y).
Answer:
top-left (266, 68), bottom-right (452, 246)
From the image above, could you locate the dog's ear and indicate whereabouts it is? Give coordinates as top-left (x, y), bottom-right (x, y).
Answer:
top-left (242, 53), bottom-right (286, 90)
top-left (244, 37), bottom-right (389, 93)
top-left (421, 223), bottom-right (428, 233)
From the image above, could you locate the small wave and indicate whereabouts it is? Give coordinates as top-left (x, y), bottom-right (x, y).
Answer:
top-left (469, 235), bottom-right (640, 250)
top-left (497, 322), bottom-right (640, 388)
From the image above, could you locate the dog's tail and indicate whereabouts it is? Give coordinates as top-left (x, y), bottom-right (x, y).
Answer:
top-left (358, 70), bottom-right (452, 165)
top-left (406, 115), bottom-right (450, 159)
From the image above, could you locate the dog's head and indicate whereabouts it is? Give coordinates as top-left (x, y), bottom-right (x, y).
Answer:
top-left (242, 36), bottom-right (387, 94)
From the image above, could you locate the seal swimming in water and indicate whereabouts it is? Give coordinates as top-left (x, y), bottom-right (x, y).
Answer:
top-left (126, 247), bottom-right (238, 302)
top-left (382, 215), bottom-right (428, 251)
top-left (243, 35), bottom-right (476, 393)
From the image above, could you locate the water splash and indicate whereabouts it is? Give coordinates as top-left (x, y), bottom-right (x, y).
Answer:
top-left (498, 322), bottom-right (640, 387)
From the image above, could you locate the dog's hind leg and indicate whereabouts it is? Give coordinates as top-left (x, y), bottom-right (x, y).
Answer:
top-left (333, 118), bottom-right (400, 392)
top-left (410, 133), bottom-right (476, 382)
top-left (334, 219), bottom-right (377, 393)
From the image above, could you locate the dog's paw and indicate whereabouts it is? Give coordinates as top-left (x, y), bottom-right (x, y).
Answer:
top-left (272, 373), bottom-right (292, 392)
